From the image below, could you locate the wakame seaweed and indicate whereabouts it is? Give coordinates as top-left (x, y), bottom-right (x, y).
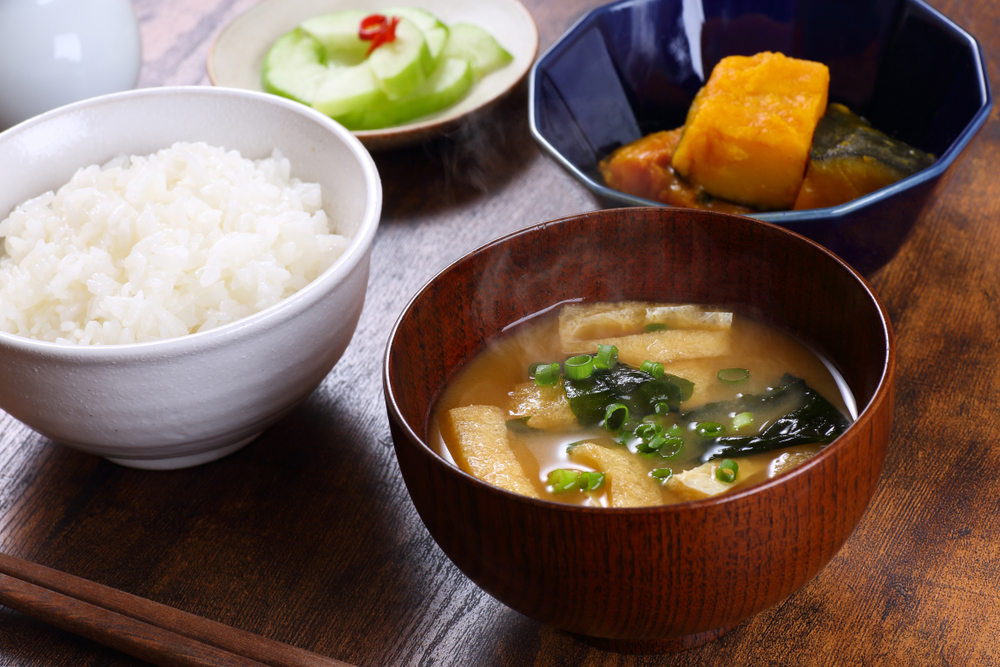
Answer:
top-left (564, 367), bottom-right (847, 462)
top-left (685, 374), bottom-right (850, 462)
top-left (563, 364), bottom-right (695, 428)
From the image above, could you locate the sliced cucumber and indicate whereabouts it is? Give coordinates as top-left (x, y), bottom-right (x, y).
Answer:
top-left (264, 8), bottom-right (513, 131)
top-left (311, 62), bottom-right (386, 118)
top-left (384, 7), bottom-right (449, 64)
top-left (440, 23), bottom-right (513, 82)
top-left (341, 58), bottom-right (473, 130)
top-left (300, 10), bottom-right (368, 66)
top-left (367, 17), bottom-right (434, 100)
top-left (261, 28), bottom-right (328, 104)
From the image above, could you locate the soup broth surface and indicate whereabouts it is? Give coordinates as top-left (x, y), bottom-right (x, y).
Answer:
top-left (431, 305), bottom-right (854, 507)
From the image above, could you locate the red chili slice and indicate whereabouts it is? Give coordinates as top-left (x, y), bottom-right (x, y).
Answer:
top-left (359, 14), bottom-right (388, 39)
top-left (358, 14), bottom-right (400, 55)
top-left (383, 16), bottom-right (400, 41)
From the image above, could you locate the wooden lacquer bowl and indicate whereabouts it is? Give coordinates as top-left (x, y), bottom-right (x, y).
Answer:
top-left (383, 208), bottom-right (895, 653)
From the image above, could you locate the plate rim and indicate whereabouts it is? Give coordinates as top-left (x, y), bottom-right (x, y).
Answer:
top-left (207, 0), bottom-right (539, 149)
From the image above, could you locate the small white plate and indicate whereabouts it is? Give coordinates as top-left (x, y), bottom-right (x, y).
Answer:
top-left (208, 0), bottom-right (538, 150)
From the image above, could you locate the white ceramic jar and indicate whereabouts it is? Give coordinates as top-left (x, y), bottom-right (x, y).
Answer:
top-left (0, 0), bottom-right (142, 130)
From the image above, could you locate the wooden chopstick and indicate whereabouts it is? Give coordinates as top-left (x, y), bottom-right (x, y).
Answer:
top-left (0, 552), bottom-right (354, 667)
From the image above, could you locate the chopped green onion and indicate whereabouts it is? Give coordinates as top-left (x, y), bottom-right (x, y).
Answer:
top-left (579, 471), bottom-right (605, 492)
top-left (715, 459), bottom-right (739, 483)
top-left (732, 411), bottom-right (754, 430)
top-left (717, 368), bottom-right (750, 383)
top-left (659, 437), bottom-right (684, 459)
top-left (564, 354), bottom-right (595, 380)
top-left (634, 423), bottom-right (656, 440)
top-left (547, 468), bottom-right (580, 493)
top-left (547, 469), bottom-right (604, 493)
top-left (534, 362), bottom-right (561, 387)
top-left (637, 433), bottom-right (667, 454)
top-left (696, 422), bottom-right (726, 437)
top-left (604, 403), bottom-right (629, 430)
top-left (644, 322), bottom-right (669, 332)
top-left (594, 344), bottom-right (619, 369)
top-left (634, 422), bottom-right (667, 453)
top-left (640, 360), bottom-right (665, 378)
top-left (641, 414), bottom-right (672, 429)
top-left (654, 401), bottom-right (672, 415)
top-left (666, 424), bottom-right (684, 438)
top-left (651, 467), bottom-right (673, 481)
top-left (527, 362), bottom-right (542, 378)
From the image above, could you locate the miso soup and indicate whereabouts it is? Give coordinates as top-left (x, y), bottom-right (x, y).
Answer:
top-left (430, 302), bottom-right (855, 507)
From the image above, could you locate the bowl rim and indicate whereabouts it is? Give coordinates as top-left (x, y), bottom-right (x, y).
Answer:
top-left (527, 0), bottom-right (993, 225)
top-left (0, 85), bottom-right (382, 359)
top-left (383, 208), bottom-right (896, 513)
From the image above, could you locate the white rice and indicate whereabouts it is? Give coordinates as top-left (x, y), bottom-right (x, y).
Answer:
top-left (0, 142), bottom-right (349, 345)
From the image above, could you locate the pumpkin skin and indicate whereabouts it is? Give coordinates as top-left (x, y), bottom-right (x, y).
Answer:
top-left (793, 103), bottom-right (936, 210)
top-left (671, 52), bottom-right (829, 211)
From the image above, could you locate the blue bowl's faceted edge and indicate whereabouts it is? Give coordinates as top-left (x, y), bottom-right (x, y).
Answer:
top-left (528, 0), bottom-right (992, 227)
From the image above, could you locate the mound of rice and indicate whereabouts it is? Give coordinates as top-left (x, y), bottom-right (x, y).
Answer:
top-left (0, 142), bottom-right (349, 345)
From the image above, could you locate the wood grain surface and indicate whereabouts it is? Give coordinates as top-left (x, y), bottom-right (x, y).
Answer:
top-left (1, 0), bottom-right (998, 665)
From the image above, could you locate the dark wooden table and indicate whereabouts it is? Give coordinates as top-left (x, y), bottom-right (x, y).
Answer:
top-left (2, 0), bottom-right (998, 665)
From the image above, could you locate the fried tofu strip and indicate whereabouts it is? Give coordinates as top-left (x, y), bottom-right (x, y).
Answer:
top-left (560, 302), bottom-right (648, 341)
top-left (665, 457), bottom-right (770, 502)
top-left (567, 442), bottom-right (661, 507)
top-left (441, 405), bottom-right (539, 498)
top-left (559, 302), bottom-right (732, 365)
top-left (643, 305), bottom-right (733, 330)
top-left (560, 302), bottom-right (732, 340)
top-left (667, 449), bottom-right (819, 502)
top-left (576, 330), bottom-right (732, 367)
top-left (507, 381), bottom-right (578, 431)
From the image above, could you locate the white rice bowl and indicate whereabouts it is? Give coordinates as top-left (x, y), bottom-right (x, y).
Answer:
top-left (0, 141), bottom-right (349, 345)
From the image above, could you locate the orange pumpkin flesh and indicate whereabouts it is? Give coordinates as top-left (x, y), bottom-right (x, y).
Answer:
top-left (598, 128), bottom-right (753, 215)
top-left (671, 52), bottom-right (829, 210)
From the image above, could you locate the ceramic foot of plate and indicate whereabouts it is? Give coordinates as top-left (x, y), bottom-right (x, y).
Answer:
top-left (575, 624), bottom-right (735, 654)
top-left (104, 433), bottom-right (262, 470)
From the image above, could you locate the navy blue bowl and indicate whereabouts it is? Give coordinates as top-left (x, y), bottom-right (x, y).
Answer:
top-left (529, 0), bottom-right (991, 272)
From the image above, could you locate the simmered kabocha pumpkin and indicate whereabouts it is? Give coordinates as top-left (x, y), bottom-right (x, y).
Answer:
top-left (670, 52), bottom-right (829, 211)
top-left (792, 103), bottom-right (936, 210)
top-left (597, 128), bottom-right (753, 215)
top-left (599, 53), bottom-right (933, 212)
